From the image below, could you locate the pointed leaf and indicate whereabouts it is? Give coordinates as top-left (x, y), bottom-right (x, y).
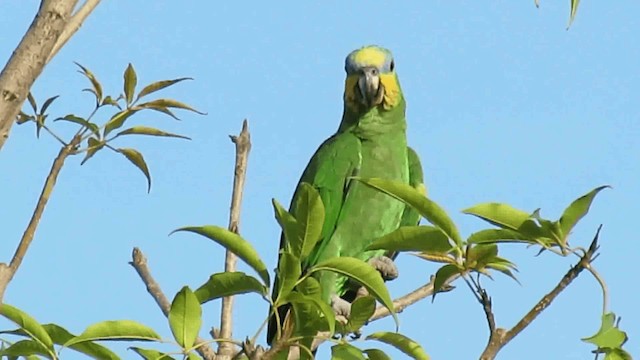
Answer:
top-left (195, 271), bottom-right (267, 304)
top-left (568, 0), bottom-right (580, 28)
top-left (104, 109), bottom-right (137, 137)
top-left (433, 264), bottom-right (461, 295)
top-left (368, 226), bottom-right (452, 253)
top-left (275, 252), bottom-right (302, 304)
top-left (130, 347), bottom-right (176, 360)
top-left (26, 92), bottom-right (37, 113)
top-left (168, 286), bottom-right (201, 348)
top-left (16, 111), bottom-right (35, 124)
top-left (463, 203), bottom-right (531, 230)
top-left (55, 114), bottom-right (100, 138)
top-left (0, 304), bottom-right (53, 351)
top-left (81, 137), bottom-right (105, 165)
top-left (286, 291), bottom-right (335, 336)
top-left (102, 95), bottom-right (122, 109)
top-left (137, 99), bottom-right (205, 115)
top-left (348, 296), bottom-right (375, 333)
top-left (356, 178), bottom-right (462, 246)
top-left (272, 198), bottom-right (301, 253)
top-left (558, 186), bottom-right (609, 239)
top-left (136, 78), bottom-right (193, 101)
top-left (363, 349), bottom-right (392, 360)
top-left (172, 226), bottom-right (270, 285)
top-left (467, 229), bottom-right (535, 245)
top-left (582, 313), bottom-right (628, 349)
top-left (42, 323), bottom-right (120, 360)
top-left (293, 183), bottom-right (325, 260)
top-left (75, 62), bottom-right (103, 103)
top-left (40, 95), bottom-right (59, 115)
top-left (331, 343), bottom-right (366, 360)
top-left (309, 257), bottom-right (398, 329)
top-left (115, 126), bottom-right (190, 140)
top-left (366, 332), bottom-right (430, 360)
top-left (0, 340), bottom-right (50, 358)
top-left (118, 148), bottom-right (151, 192)
top-left (124, 63), bottom-right (137, 105)
top-left (64, 320), bottom-right (161, 347)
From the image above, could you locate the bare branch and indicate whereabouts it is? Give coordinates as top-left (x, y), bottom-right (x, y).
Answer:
top-left (0, 134), bottom-right (82, 302)
top-left (218, 120), bottom-right (251, 359)
top-left (479, 228), bottom-right (602, 360)
top-left (130, 247), bottom-right (218, 360)
top-left (46, 0), bottom-right (102, 64)
top-left (0, 0), bottom-right (77, 150)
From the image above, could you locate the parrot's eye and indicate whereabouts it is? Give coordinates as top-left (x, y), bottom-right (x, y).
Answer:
top-left (390, 60), bottom-right (395, 72)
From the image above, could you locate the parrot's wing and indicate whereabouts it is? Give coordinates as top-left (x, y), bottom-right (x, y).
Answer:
top-left (267, 132), bottom-right (360, 344)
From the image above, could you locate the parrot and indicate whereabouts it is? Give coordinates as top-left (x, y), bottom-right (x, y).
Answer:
top-left (267, 45), bottom-right (424, 345)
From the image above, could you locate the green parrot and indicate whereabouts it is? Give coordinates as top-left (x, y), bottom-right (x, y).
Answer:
top-left (268, 45), bottom-right (424, 344)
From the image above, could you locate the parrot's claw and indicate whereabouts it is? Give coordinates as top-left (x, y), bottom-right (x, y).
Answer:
top-left (369, 256), bottom-right (399, 281)
top-left (331, 294), bottom-right (351, 318)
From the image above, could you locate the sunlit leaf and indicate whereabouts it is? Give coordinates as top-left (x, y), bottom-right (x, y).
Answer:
top-left (366, 332), bottom-right (430, 360)
top-left (293, 183), bottom-right (325, 260)
top-left (272, 199), bottom-right (300, 253)
top-left (115, 126), bottom-right (190, 140)
top-left (130, 347), bottom-right (176, 360)
top-left (195, 272), bottom-right (267, 304)
top-left (463, 203), bottom-right (530, 230)
top-left (75, 62), bottom-right (103, 104)
top-left (55, 114), bottom-right (100, 138)
top-left (64, 320), bottom-right (161, 347)
top-left (363, 348), bottom-right (392, 360)
top-left (136, 98), bottom-right (205, 115)
top-left (582, 313), bottom-right (628, 349)
top-left (104, 109), bottom-right (137, 137)
top-left (368, 226), bottom-right (452, 253)
top-left (171, 226), bottom-right (270, 285)
top-left (81, 137), bottom-right (105, 165)
top-left (568, 0), bottom-right (580, 28)
top-left (136, 78), bottom-right (193, 101)
top-left (168, 287), bottom-right (201, 349)
top-left (331, 343), bottom-right (366, 360)
top-left (42, 323), bottom-right (120, 360)
top-left (275, 252), bottom-right (302, 304)
top-left (118, 148), bottom-right (152, 192)
top-left (467, 229), bottom-right (535, 245)
top-left (0, 304), bottom-right (53, 351)
top-left (124, 63), bottom-right (137, 106)
top-left (558, 186), bottom-right (609, 239)
top-left (0, 340), bottom-right (50, 358)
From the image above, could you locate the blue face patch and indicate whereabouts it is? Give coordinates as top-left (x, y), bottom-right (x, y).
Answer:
top-left (344, 45), bottom-right (395, 75)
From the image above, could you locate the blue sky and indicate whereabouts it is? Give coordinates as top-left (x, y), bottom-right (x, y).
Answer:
top-left (0, 1), bottom-right (638, 359)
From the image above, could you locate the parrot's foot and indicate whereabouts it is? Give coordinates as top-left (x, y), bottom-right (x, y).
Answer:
top-left (331, 294), bottom-right (351, 318)
top-left (368, 256), bottom-right (399, 281)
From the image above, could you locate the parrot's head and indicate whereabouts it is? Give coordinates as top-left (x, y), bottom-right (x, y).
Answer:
top-left (344, 45), bottom-right (402, 112)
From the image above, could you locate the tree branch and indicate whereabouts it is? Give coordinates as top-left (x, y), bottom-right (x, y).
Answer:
top-left (478, 227), bottom-right (602, 360)
top-left (0, 134), bottom-right (82, 302)
top-left (0, 0), bottom-right (77, 150)
top-left (46, 0), bottom-right (102, 64)
top-left (218, 120), bottom-right (251, 359)
top-left (130, 247), bottom-right (218, 360)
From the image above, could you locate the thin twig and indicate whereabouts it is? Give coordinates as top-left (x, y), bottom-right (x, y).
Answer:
top-left (218, 120), bottom-right (251, 359)
top-left (129, 247), bottom-right (218, 360)
top-left (46, 0), bottom-right (102, 64)
top-left (478, 228), bottom-right (601, 360)
top-left (0, 134), bottom-right (82, 302)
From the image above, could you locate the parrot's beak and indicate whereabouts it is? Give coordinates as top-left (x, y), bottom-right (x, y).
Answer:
top-left (357, 67), bottom-right (385, 108)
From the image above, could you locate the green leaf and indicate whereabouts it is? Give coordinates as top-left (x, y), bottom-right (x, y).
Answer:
top-left (136, 99), bottom-right (205, 115)
top-left (124, 63), bottom-right (137, 106)
top-left (104, 109), bottom-right (137, 137)
top-left (81, 137), bottom-right (105, 165)
top-left (16, 111), bottom-right (35, 124)
top-left (118, 148), bottom-right (152, 192)
top-left (168, 286), bottom-right (201, 349)
top-left (43, 323), bottom-right (120, 360)
top-left (582, 313), bottom-right (628, 349)
top-left (558, 186), bottom-right (609, 239)
top-left (466, 244), bottom-right (498, 270)
top-left (172, 226), bottom-right (270, 286)
top-left (368, 226), bottom-right (452, 253)
top-left (366, 332), bottom-right (430, 360)
top-left (0, 304), bottom-right (53, 352)
top-left (568, 0), bottom-right (580, 28)
top-left (39, 95), bottom-right (59, 115)
top-left (194, 271), bottom-right (267, 304)
top-left (602, 348), bottom-right (633, 360)
top-left (356, 178), bottom-right (462, 246)
top-left (463, 203), bottom-right (531, 231)
top-left (348, 296), bottom-right (375, 333)
top-left (101, 95), bottom-right (122, 108)
top-left (136, 78), bottom-right (193, 101)
top-left (114, 126), bottom-right (191, 140)
top-left (75, 62), bottom-right (103, 104)
top-left (363, 349), bottom-right (392, 360)
top-left (286, 291), bottom-right (335, 337)
top-left (309, 257), bottom-right (398, 330)
top-left (467, 229), bottom-right (535, 245)
top-left (331, 343), bottom-right (366, 360)
top-left (55, 114), bottom-right (100, 138)
top-left (275, 252), bottom-right (302, 304)
top-left (64, 320), bottom-right (161, 347)
top-left (0, 340), bottom-right (50, 358)
top-left (293, 183), bottom-right (325, 260)
top-left (433, 264), bottom-right (460, 296)
top-left (27, 92), bottom-right (37, 113)
top-left (272, 199), bottom-right (301, 252)
top-left (130, 347), bottom-right (176, 360)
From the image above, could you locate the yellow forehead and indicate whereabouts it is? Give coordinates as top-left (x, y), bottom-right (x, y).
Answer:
top-left (352, 47), bottom-right (387, 68)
